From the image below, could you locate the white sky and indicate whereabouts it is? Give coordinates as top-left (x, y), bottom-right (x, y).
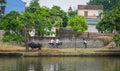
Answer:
top-left (21, 0), bottom-right (89, 11)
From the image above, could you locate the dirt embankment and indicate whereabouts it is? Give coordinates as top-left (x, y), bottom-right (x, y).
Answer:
top-left (0, 47), bottom-right (120, 57)
top-left (0, 42), bottom-right (120, 57)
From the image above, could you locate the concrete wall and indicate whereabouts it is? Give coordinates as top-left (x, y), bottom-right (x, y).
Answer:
top-left (0, 30), bottom-right (4, 40)
top-left (86, 25), bottom-right (98, 32)
top-left (38, 37), bottom-right (104, 48)
top-left (78, 9), bottom-right (102, 19)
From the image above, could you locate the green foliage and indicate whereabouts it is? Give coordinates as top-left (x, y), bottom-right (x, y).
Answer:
top-left (68, 15), bottom-right (88, 33)
top-left (113, 34), bottom-right (120, 47)
top-left (96, 3), bottom-right (120, 33)
top-left (62, 16), bottom-right (68, 27)
top-left (0, 11), bottom-right (23, 43)
top-left (68, 10), bottom-right (77, 17)
top-left (0, 0), bottom-right (6, 3)
top-left (0, 0), bottom-right (68, 44)
top-left (114, 65), bottom-right (120, 71)
top-left (23, 0), bottom-right (54, 36)
top-left (50, 6), bottom-right (67, 27)
top-left (2, 33), bottom-right (24, 43)
top-left (87, 0), bottom-right (120, 11)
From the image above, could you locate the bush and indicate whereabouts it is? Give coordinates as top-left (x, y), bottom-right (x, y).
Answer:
top-left (2, 33), bottom-right (24, 44)
top-left (113, 34), bottom-right (120, 47)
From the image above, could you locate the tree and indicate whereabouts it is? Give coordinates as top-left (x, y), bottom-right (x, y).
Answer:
top-left (68, 15), bottom-right (88, 48)
top-left (96, 3), bottom-right (120, 47)
top-left (0, 11), bottom-right (24, 43)
top-left (68, 15), bottom-right (88, 33)
top-left (96, 3), bottom-right (120, 33)
top-left (87, 0), bottom-right (120, 11)
top-left (113, 34), bottom-right (120, 47)
top-left (21, 0), bottom-right (53, 51)
top-left (0, 0), bottom-right (68, 51)
top-left (0, 0), bottom-right (6, 3)
top-left (49, 5), bottom-right (68, 36)
top-left (0, 0), bottom-right (53, 51)
top-left (68, 10), bottom-right (77, 17)
top-left (50, 6), bottom-right (67, 27)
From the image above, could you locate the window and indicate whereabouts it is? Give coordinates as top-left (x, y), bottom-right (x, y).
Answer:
top-left (84, 11), bottom-right (88, 17)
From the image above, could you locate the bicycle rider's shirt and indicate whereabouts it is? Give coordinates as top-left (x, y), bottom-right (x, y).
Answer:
top-left (56, 39), bottom-right (60, 44)
top-left (50, 39), bottom-right (54, 43)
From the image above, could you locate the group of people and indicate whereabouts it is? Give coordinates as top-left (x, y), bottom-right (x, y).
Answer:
top-left (49, 38), bottom-right (62, 47)
top-left (49, 38), bottom-right (87, 48)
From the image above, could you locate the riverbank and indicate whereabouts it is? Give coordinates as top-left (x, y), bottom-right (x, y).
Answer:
top-left (0, 47), bottom-right (120, 57)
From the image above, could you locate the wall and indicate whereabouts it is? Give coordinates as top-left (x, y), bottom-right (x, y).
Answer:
top-left (86, 25), bottom-right (98, 32)
top-left (78, 9), bottom-right (102, 19)
top-left (33, 37), bottom-right (104, 48)
top-left (0, 30), bottom-right (4, 40)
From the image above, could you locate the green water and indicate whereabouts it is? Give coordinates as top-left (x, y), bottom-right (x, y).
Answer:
top-left (0, 57), bottom-right (120, 71)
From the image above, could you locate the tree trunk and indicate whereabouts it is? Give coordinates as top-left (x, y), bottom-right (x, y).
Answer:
top-left (73, 34), bottom-right (76, 50)
top-left (24, 27), bottom-right (29, 52)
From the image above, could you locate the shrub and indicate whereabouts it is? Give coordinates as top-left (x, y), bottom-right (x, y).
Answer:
top-left (113, 34), bottom-right (120, 47)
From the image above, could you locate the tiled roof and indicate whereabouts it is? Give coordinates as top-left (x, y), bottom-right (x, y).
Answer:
top-left (78, 5), bottom-right (103, 10)
top-left (68, 6), bottom-right (72, 11)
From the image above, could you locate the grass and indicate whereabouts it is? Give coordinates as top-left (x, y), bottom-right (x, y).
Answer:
top-left (0, 41), bottom-right (120, 56)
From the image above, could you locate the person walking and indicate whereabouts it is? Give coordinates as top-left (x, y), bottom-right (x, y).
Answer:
top-left (83, 38), bottom-right (87, 48)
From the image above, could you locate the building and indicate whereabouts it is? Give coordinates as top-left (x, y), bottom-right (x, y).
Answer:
top-left (0, 2), bottom-right (5, 15)
top-left (77, 5), bottom-right (103, 32)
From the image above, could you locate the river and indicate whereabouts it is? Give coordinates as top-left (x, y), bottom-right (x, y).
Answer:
top-left (0, 57), bottom-right (120, 71)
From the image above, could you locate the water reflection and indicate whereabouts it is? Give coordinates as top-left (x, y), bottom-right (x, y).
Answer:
top-left (0, 57), bottom-right (120, 71)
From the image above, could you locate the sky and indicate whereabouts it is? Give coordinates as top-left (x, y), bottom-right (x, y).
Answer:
top-left (6, 0), bottom-right (89, 13)
top-left (22, 0), bottom-right (89, 11)
top-left (5, 0), bottom-right (25, 13)
top-left (39, 0), bottom-right (89, 11)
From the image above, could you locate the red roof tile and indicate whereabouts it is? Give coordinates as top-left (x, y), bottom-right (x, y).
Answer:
top-left (78, 5), bottom-right (103, 10)
top-left (68, 6), bottom-right (72, 11)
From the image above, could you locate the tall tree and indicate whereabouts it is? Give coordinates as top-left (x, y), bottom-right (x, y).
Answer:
top-left (21, 0), bottom-right (53, 51)
top-left (68, 10), bottom-right (77, 17)
top-left (96, 3), bottom-right (120, 47)
top-left (0, 11), bottom-right (23, 43)
top-left (49, 5), bottom-right (68, 36)
top-left (96, 3), bottom-right (120, 33)
top-left (68, 15), bottom-right (88, 48)
top-left (0, 0), bottom-right (6, 3)
top-left (24, 0), bottom-right (53, 36)
top-left (50, 6), bottom-right (67, 28)
top-left (87, 0), bottom-right (120, 11)
top-left (68, 15), bottom-right (88, 33)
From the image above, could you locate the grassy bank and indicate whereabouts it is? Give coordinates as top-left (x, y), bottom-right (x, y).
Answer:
top-left (0, 42), bottom-right (120, 57)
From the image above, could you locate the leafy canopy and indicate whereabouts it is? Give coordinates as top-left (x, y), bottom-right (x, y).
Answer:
top-left (0, 0), bottom-right (6, 3)
top-left (68, 15), bottom-right (88, 33)
top-left (0, 11), bottom-right (23, 43)
top-left (0, 0), bottom-right (68, 43)
top-left (87, 0), bottom-right (120, 11)
top-left (96, 3), bottom-right (120, 33)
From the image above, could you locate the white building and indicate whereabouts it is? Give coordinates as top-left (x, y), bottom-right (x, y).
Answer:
top-left (77, 5), bottom-right (103, 32)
